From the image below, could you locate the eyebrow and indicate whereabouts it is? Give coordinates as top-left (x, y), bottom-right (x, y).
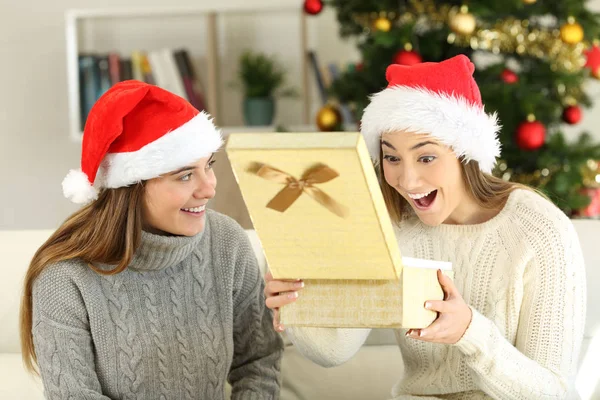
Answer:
top-left (381, 140), bottom-right (396, 150)
top-left (168, 153), bottom-right (216, 175)
top-left (410, 141), bottom-right (438, 150)
top-left (169, 165), bottom-right (196, 175)
top-left (381, 140), bottom-right (438, 151)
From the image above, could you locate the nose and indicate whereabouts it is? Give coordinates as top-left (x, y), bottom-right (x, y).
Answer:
top-left (194, 172), bottom-right (217, 200)
top-left (397, 164), bottom-right (421, 192)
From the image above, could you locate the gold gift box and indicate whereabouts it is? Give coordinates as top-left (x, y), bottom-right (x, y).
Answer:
top-left (225, 132), bottom-right (452, 328)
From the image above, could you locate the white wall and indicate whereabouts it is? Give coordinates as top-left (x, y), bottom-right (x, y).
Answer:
top-left (1, 0), bottom-right (599, 229)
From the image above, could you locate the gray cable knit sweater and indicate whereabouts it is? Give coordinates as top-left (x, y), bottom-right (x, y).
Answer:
top-left (32, 210), bottom-right (283, 400)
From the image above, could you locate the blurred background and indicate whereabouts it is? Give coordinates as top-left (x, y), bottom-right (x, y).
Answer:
top-left (2, 0), bottom-right (600, 230)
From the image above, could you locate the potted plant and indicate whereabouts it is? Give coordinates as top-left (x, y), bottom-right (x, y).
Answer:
top-left (234, 50), bottom-right (297, 126)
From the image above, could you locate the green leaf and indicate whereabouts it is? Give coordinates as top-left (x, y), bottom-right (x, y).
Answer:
top-left (232, 50), bottom-right (297, 98)
top-left (569, 192), bottom-right (592, 210)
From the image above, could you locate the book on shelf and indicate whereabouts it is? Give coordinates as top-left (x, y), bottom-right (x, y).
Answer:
top-left (148, 48), bottom-right (187, 100)
top-left (97, 56), bottom-right (111, 96)
top-left (140, 53), bottom-right (155, 85)
top-left (78, 54), bottom-right (99, 131)
top-left (130, 50), bottom-right (145, 82)
top-left (119, 57), bottom-right (133, 81)
top-left (77, 48), bottom-right (206, 131)
top-left (108, 53), bottom-right (121, 85)
top-left (173, 49), bottom-right (207, 112)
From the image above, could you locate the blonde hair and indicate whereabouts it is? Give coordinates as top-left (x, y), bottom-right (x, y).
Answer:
top-left (377, 146), bottom-right (539, 225)
top-left (19, 184), bottom-right (145, 373)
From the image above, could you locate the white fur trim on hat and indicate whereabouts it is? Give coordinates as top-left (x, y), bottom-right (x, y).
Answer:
top-left (62, 169), bottom-right (99, 204)
top-left (96, 111), bottom-right (223, 189)
top-left (360, 86), bottom-right (501, 174)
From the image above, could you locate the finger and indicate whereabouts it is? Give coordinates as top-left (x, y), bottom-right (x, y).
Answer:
top-left (437, 269), bottom-right (455, 299)
top-left (405, 329), bottom-right (434, 342)
top-left (265, 291), bottom-right (299, 310)
top-left (264, 280), bottom-right (304, 296)
top-left (264, 271), bottom-right (273, 282)
top-left (424, 300), bottom-right (451, 314)
top-left (418, 315), bottom-right (450, 341)
top-left (405, 329), bottom-right (419, 338)
top-left (272, 309), bottom-right (285, 332)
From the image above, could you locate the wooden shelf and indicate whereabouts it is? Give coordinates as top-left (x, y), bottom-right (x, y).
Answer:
top-left (65, 5), bottom-right (311, 141)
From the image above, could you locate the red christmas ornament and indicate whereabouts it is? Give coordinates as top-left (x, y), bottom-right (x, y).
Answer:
top-left (393, 50), bottom-right (422, 66)
top-left (501, 68), bottom-right (519, 84)
top-left (577, 188), bottom-right (600, 218)
top-left (516, 120), bottom-right (546, 151)
top-left (356, 62), bottom-right (364, 71)
top-left (584, 44), bottom-right (600, 77)
top-left (562, 105), bottom-right (582, 125)
top-left (303, 0), bottom-right (323, 15)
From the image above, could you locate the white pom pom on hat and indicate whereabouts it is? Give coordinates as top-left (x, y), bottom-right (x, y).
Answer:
top-left (62, 169), bottom-right (98, 204)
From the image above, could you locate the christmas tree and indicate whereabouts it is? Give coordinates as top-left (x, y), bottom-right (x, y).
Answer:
top-left (305, 0), bottom-right (600, 215)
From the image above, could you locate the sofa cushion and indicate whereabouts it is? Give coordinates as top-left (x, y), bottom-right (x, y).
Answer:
top-left (0, 230), bottom-right (55, 353)
top-left (0, 354), bottom-right (44, 400)
top-left (281, 343), bottom-right (403, 400)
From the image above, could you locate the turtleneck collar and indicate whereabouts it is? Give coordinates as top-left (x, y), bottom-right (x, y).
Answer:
top-left (127, 228), bottom-right (205, 272)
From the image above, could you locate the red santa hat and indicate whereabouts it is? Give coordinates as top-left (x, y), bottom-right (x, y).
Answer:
top-left (360, 54), bottom-right (501, 173)
top-left (62, 80), bottom-right (222, 204)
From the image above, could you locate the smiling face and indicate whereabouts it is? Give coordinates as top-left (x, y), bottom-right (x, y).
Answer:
top-left (381, 131), bottom-right (473, 226)
top-left (142, 154), bottom-right (217, 236)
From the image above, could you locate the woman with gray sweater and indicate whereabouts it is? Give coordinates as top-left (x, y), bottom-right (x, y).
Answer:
top-left (20, 81), bottom-right (283, 400)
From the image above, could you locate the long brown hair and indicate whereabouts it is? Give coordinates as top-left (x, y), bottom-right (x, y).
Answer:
top-left (20, 183), bottom-right (145, 373)
top-left (378, 147), bottom-right (538, 225)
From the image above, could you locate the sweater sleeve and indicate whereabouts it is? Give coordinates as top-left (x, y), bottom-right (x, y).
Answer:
top-left (227, 227), bottom-right (284, 400)
top-left (454, 218), bottom-right (586, 399)
top-left (32, 263), bottom-right (111, 400)
top-left (285, 327), bottom-right (372, 368)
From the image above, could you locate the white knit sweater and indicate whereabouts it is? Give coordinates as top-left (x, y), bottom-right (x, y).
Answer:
top-left (286, 189), bottom-right (586, 400)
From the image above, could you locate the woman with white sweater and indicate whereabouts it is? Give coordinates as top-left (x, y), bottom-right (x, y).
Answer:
top-left (264, 55), bottom-right (586, 399)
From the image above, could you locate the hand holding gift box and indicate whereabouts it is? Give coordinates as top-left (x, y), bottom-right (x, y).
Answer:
top-left (226, 132), bottom-right (452, 329)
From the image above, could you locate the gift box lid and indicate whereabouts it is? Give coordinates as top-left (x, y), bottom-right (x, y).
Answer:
top-left (225, 132), bottom-right (402, 281)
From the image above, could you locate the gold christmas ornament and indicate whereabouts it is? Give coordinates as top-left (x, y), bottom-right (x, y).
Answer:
top-left (374, 16), bottom-right (392, 32)
top-left (316, 104), bottom-right (342, 132)
top-left (522, 0), bottom-right (537, 4)
top-left (448, 15), bottom-right (587, 72)
top-left (494, 158), bottom-right (561, 188)
top-left (449, 6), bottom-right (476, 36)
top-left (352, 12), bottom-right (399, 34)
top-left (582, 159), bottom-right (600, 188)
top-left (353, 0), bottom-right (589, 72)
top-left (560, 17), bottom-right (584, 45)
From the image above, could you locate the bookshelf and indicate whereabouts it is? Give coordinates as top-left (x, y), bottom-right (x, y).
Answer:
top-left (65, 5), bottom-right (311, 141)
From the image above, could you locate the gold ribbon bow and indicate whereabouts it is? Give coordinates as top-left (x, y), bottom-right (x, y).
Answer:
top-left (251, 163), bottom-right (349, 218)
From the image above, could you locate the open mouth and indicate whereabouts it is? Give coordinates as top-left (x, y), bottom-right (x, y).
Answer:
top-left (409, 190), bottom-right (438, 210)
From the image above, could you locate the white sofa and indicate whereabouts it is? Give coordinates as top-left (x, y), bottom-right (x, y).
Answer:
top-left (1, 221), bottom-right (599, 399)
